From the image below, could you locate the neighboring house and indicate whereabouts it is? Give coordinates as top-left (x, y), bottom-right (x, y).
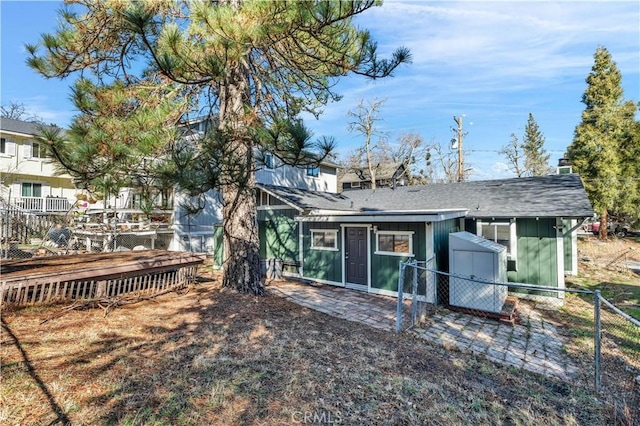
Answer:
top-left (249, 174), bottom-right (593, 304)
top-left (0, 118), bottom-right (75, 213)
top-left (169, 148), bottom-right (341, 259)
top-left (341, 162), bottom-right (406, 191)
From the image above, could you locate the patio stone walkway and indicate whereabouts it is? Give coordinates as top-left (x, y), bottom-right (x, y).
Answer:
top-left (267, 279), bottom-right (579, 381)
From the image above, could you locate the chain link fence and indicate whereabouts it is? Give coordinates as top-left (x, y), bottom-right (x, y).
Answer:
top-left (397, 260), bottom-right (640, 422)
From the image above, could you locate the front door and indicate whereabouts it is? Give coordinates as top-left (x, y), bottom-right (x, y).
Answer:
top-left (345, 227), bottom-right (368, 286)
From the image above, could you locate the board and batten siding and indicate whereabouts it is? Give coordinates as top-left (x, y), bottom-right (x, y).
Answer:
top-left (369, 222), bottom-right (427, 293)
top-left (433, 219), bottom-right (460, 272)
top-left (510, 218), bottom-right (559, 293)
top-left (301, 222), bottom-right (342, 283)
top-left (258, 209), bottom-right (299, 262)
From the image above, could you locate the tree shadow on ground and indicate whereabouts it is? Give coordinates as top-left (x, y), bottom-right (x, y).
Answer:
top-left (1, 275), bottom-right (636, 425)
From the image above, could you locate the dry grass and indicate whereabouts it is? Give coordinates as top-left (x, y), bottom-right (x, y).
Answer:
top-left (2, 268), bottom-right (634, 426)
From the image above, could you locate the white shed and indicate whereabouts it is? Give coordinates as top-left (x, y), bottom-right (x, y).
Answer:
top-left (448, 231), bottom-right (508, 313)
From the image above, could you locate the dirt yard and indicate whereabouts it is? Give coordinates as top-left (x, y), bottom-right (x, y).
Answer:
top-left (1, 239), bottom-right (638, 425)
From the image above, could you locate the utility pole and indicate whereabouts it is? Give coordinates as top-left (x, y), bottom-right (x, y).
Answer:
top-left (451, 115), bottom-right (468, 182)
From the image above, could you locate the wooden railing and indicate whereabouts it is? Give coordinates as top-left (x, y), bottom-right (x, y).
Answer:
top-left (13, 196), bottom-right (72, 212)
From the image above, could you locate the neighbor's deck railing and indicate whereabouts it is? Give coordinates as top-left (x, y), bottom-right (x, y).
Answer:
top-left (13, 196), bottom-right (72, 212)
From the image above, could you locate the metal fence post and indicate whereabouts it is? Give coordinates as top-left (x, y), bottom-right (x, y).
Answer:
top-left (411, 261), bottom-right (418, 327)
top-left (396, 262), bottom-right (406, 332)
top-left (594, 289), bottom-right (602, 393)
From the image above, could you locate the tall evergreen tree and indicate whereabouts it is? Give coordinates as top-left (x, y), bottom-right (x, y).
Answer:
top-left (27, 1), bottom-right (410, 294)
top-left (567, 46), bottom-right (636, 239)
top-left (522, 113), bottom-right (552, 176)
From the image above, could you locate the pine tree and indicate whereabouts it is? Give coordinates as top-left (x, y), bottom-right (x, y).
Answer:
top-left (567, 46), bottom-right (636, 239)
top-left (27, 1), bottom-right (410, 294)
top-left (522, 113), bottom-right (552, 176)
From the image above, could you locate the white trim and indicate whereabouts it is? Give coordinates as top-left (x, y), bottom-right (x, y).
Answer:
top-left (310, 229), bottom-right (339, 251)
top-left (297, 211), bottom-right (467, 223)
top-left (369, 287), bottom-right (429, 302)
top-left (374, 230), bottom-right (414, 257)
top-left (304, 277), bottom-right (344, 287)
top-left (425, 222), bottom-right (434, 260)
top-left (340, 224), bottom-right (371, 291)
top-left (476, 219), bottom-right (517, 262)
top-left (298, 220), bottom-right (304, 277)
top-left (556, 217), bottom-right (565, 298)
top-left (569, 219), bottom-right (578, 275)
top-left (258, 205), bottom-right (301, 211)
top-left (345, 282), bottom-right (368, 292)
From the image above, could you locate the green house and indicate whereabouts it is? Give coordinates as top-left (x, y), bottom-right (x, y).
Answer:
top-left (255, 174), bottom-right (593, 304)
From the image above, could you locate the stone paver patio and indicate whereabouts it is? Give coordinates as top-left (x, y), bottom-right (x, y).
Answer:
top-left (267, 279), bottom-right (578, 381)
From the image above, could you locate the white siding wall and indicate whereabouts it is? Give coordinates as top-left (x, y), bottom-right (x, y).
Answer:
top-left (255, 163), bottom-right (338, 193)
top-left (169, 189), bottom-right (223, 252)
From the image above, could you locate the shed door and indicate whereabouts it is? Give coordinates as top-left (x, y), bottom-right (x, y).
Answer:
top-left (452, 250), bottom-right (495, 280)
top-left (345, 227), bottom-right (367, 286)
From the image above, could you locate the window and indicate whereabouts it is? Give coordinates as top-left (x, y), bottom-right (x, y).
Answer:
top-left (32, 142), bottom-right (42, 158)
top-left (477, 220), bottom-right (517, 259)
top-left (306, 165), bottom-right (319, 177)
top-left (264, 153), bottom-right (274, 169)
top-left (310, 229), bottom-right (338, 251)
top-left (375, 231), bottom-right (414, 256)
top-left (21, 182), bottom-right (42, 197)
top-left (0, 138), bottom-right (5, 154)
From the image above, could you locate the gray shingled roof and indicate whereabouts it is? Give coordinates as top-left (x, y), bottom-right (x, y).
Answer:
top-left (261, 174), bottom-right (593, 219)
top-left (0, 117), bottom-right (63, 136)
top-left (258, 184), bottom-right (354, 211)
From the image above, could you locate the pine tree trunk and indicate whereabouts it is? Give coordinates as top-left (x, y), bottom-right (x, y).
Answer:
top-left (221, 182), bottom-right (264, 295)
top-left (599, 209), bottom-right (608, 240)
top-left (218, 61), bottom-right (265, 296)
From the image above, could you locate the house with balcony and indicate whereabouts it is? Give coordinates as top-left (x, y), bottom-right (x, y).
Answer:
top-left (340, 162), bottom-right (406, 191)
top-left (0, 118), bottom-right (75, 213)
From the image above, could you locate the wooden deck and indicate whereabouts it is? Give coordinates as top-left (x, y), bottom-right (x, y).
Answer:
top-left (0, 250), bottom-right (204, 306)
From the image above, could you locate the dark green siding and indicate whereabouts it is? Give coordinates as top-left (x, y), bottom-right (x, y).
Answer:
top-left (213, 224), bottom-right (223, 267)
top-left (302, 222), bottom-right (342, 283)
top-left (433, 219), bottom-right (460, 272)
top-left (509, 218), bottom-right (558, 288)
top-left (258, 209), bottom-right (298, 262)
top-left (464, 217), bottom-right (560, 289)
top-left (370, 222), bottom-right (427, 292)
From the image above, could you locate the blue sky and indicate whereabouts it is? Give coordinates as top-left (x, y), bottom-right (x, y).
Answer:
top-left (2, 1), bottom-right (639, 180)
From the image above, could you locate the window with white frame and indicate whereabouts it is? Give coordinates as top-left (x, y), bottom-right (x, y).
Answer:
top-left (306, 165), bottom-right (319, 177)
top-left (375, 231), bottom-right (414, 256)
top-left (477, 220), bottom-right (517, 259)
top-left (21, 182), bottom-right (42, 197)
top-left (32, 142), bottom-right (42, 158)
top-left (310, 229), bottom-right (338, 251)
top-left (0, 138), bottom-right (5, 154)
